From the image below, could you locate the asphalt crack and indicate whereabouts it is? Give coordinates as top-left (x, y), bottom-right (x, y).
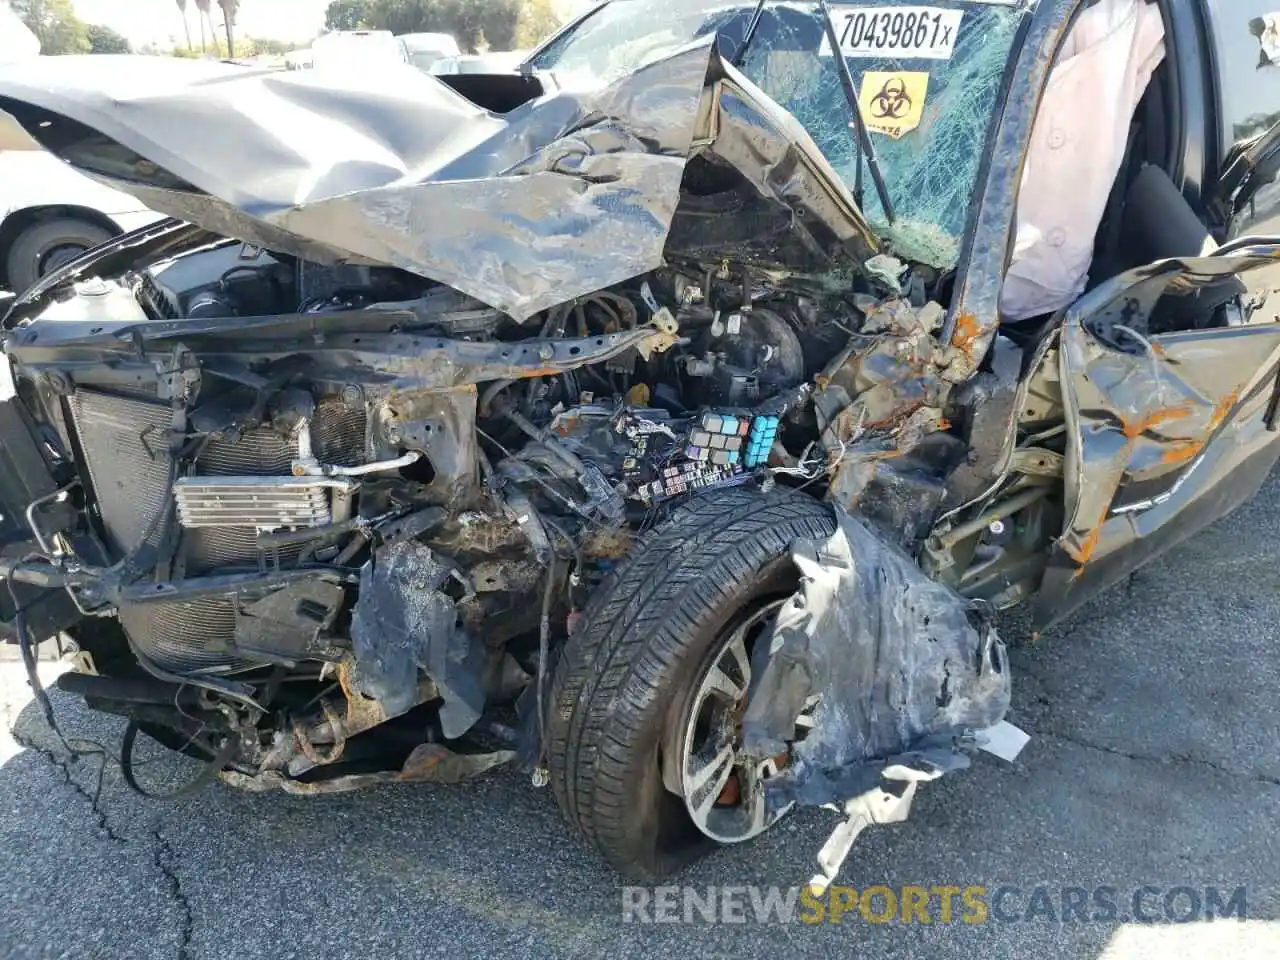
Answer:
top-left (1038, 727), bottom-right (1280, 788)
top-left (153, 827), bottom-right (195, 960)
top-left (9, 717), bottom-right (198, 960)
top-left (7, 724), bottom-right (126, 843)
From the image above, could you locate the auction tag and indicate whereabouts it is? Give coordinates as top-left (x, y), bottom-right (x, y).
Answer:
top-left (974, 721), bottom-right (1031, 762)
top-left (858, 71), bottom-right (929, 139)
top-left (821, 5), bottom-right (965, 60)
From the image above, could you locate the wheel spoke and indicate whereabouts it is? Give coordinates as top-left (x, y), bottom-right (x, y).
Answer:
top-left (702, 663), bottom-right (746, 703)
top-left (686, 741), bottom-right (735, 820)
top-left (746, 783), bottom-right (768, 833)
top-left (723, 630), bottom-right (752, 694)
top-left (703, 630), bottom-right (752, 704)
top-left (738, 758), bottom-right (774, 834)
top-left (676, 599), bottom-right (799, 843)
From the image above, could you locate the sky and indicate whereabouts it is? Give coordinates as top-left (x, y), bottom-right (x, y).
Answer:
top-left (72, 0), bottom-right (593, 49)
top-left (73, 0), bottom-right (333, 48)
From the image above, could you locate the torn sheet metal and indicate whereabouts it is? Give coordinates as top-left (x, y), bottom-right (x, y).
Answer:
top-left (221, 744), bottom-right (516, 795)
top-left (348, 541), bottom-right (486, 737)
top-left (1036, 246), bottom-right (1280, 627)
top-left (0, 43), bottom-right (875, 321)
top-left (741, 506), bottom-right (1010, 811)
top-left (1060, 249), bottom-right (1280, 534)
top-left (811, 298), bottom-right (966, 528)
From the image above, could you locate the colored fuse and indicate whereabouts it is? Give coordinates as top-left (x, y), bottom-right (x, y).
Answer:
top-left (744, 414), bottom-right (780, 467)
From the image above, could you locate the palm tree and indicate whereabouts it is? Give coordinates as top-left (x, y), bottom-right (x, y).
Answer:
top-left (194, 0), bottom-right (217, 56)
top-left (194, 0), bottom-right (207, 52)
top-left (175, 0), bottom-right (193, 51)
top-left (217, 0), bottom-right (237, 58)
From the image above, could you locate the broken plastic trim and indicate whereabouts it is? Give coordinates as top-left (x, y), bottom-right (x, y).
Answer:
top-left (742, 506), bottom-right (1010, 811)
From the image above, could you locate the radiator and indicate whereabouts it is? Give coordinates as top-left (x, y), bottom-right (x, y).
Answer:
top-left (68, 389), bottom-right (365, 674)
top-left (67, 389), bottom-right (172, 557)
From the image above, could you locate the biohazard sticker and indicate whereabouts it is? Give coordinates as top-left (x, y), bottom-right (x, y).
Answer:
top-left (858, 71), bottom-right (929, 139)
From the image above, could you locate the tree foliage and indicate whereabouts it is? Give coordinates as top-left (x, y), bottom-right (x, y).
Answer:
top-left (323, 0), bottom-right (562, 53)
top-left (1236, 111), bottom-right (1280, 142)
top-left (14, 0), bottom-right (136, 56)
top-left (12, 0), bottom-right (90, 55)
top-left (514, 0), bottom-right (560, 49)
top-left (324, 0), bottom-right (371, 31)
top-left (169, 36), bottom-right (300, 59)
top-left (86, 23), bottom-right (132, 54)
top-left (248, 37), bottom-right (298, 56)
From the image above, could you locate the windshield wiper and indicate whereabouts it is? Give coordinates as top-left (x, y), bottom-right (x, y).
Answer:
top-left (731, 1), bottom-right (894, 224)
top-left (731, 0), bottom-right (771, 67)
top-left (816, 0), bottom-right (896, 224)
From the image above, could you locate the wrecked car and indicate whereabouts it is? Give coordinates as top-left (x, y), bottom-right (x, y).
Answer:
top-left (2, 0), bottom-right (1280, 883)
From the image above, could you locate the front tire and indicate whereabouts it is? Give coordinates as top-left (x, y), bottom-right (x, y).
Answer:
top-left (547, 488), bottom-right (837, 879)
top-left (5, 218), bottom-right (112, 292)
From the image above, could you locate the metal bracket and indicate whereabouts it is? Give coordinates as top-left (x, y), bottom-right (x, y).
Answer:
top-left (809, 761), bottom-right (944, 892)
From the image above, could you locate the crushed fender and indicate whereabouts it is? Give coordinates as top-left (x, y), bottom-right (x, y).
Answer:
top-left (742, 505), bottom-right (1011, 814)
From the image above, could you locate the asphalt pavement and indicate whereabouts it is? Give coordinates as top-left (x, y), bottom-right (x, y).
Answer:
top-left (2, 470), bottom-right (1279, 959)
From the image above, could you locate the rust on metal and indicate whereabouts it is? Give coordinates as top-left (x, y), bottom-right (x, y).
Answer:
top-left (1063, 503), bottom-right (1112, 569)
top-left (1158, 440), bottom-right (1202, 466)
top-left (1208, 391), bottom-right (1240, 432)
top-left (1064, 525), bottom-right (1102, 566)
top-left (1121, 404), bottom-right (1193, 440)
top-left (580, 525), bottom-right (638, 561)
top-left (950, 312), bottom-right (982, 355)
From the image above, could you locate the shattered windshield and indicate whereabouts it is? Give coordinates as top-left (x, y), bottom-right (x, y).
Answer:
top-left (529, 0), bottom-right (1032, 269)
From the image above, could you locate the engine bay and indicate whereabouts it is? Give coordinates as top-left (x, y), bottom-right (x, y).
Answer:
top-left (5, 6), bottom-right (1278, 885)
top-left (0, 215), bottom-right (1003, 790)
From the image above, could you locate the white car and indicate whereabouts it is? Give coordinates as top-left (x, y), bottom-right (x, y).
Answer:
top-left (398, 32), bottom-right (461, 72)
top-left (0, 151), bottom-right (164, 293)
top-left (0, 1), bottom-right (162, 293)
top-left (429, 51), bottom-right (528, 75)
top-left (310, 30), bottom-right (410, 73)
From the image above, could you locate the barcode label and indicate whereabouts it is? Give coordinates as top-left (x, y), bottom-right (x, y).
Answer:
top-left (820, 6), bottom-right (966, 60)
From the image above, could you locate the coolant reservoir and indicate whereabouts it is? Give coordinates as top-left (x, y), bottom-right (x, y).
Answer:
top-left (34, 277), bottom-right (148, 328)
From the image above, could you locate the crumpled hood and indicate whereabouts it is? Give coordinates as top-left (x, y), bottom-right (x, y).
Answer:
top-left (0, 47), bottom-right (876, 320)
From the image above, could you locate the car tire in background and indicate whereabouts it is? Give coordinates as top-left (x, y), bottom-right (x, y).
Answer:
top-left (5, 218), bottom-right (112, 293)
top-left (547, 488), bottom-right (837, 880)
